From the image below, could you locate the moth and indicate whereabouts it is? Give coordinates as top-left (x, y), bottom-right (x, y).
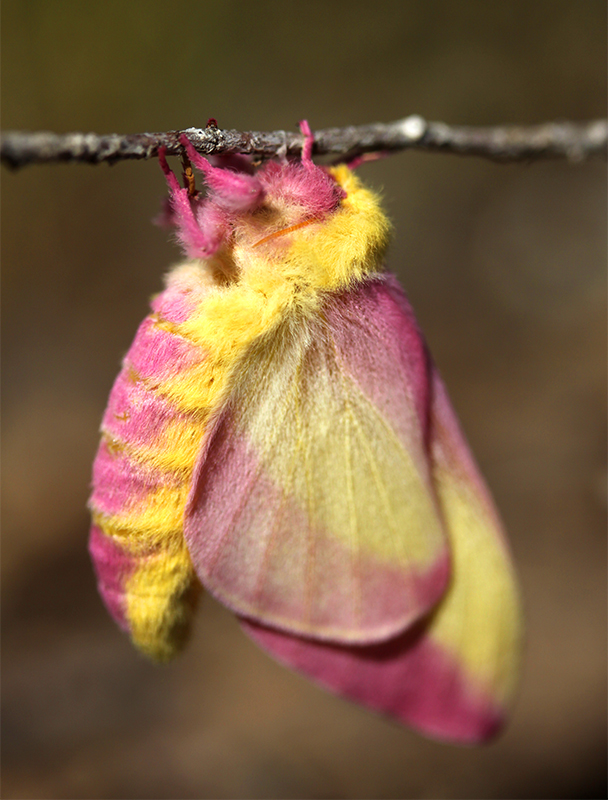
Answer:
top-left (89, 122), bottom-right (522, 744)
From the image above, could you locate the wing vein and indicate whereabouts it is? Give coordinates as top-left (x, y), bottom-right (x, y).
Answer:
top-left (328, 327), bottom-right (362, 629)
top-left (349, 411), bottom-right (406, 564)
top-left (298, 351), bottom-right (317, 627)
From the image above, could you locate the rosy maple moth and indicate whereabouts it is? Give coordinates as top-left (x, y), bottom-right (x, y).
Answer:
top-left (89, 122), bottom-right (522, 744)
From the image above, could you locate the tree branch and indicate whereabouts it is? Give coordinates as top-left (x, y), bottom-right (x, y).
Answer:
top-left (2, 117), bottom-right (606, 169)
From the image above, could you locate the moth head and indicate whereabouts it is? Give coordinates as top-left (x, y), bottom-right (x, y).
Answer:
top-left (159, 124), bottom-right (348, 265)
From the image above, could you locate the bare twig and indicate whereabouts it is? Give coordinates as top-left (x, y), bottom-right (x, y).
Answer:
top-left (2, 117), bottom-right (606, 169)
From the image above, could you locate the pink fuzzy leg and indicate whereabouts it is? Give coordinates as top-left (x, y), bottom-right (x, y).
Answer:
top-left (158, 146), bottom-right (222, 259)
top-left (299, 120), bottom-right (315, 167)
top-left (178, 135), bottom-right (264, 213)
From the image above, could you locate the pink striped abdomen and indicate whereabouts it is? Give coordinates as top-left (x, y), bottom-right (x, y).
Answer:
top-left (89, 273), bottom-right (215, 661)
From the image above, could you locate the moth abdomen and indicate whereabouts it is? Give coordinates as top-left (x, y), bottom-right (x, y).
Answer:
top-left (89, 302), bottom-right (213, 660)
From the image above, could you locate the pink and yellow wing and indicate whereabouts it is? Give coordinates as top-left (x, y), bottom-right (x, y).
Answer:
top-left (184, 275), bottom-right (451, 645)
top-left (241, 279), bottom-right (523, 743)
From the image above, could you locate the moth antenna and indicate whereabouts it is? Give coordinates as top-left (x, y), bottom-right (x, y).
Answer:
top-left (158, 146), bottom-right (182, 194)
top-left (158, 146), bottom-right (220, 258)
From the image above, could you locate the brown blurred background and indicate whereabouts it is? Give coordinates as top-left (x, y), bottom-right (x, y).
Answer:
top-left (2, 2), bottom-right (606, 798)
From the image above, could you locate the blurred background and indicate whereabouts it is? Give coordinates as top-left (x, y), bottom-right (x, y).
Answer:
top-left (2, 1), bottom-right (606, 798)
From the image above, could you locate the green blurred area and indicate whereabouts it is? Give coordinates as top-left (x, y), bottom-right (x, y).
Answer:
top-left (2, 1), bottom-right (606, 798)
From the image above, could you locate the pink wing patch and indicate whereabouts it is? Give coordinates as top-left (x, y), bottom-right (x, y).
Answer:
top-left (241, 617), bottom-right (503, 744)
top-left (184, 276), bottom-right (451, 645)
